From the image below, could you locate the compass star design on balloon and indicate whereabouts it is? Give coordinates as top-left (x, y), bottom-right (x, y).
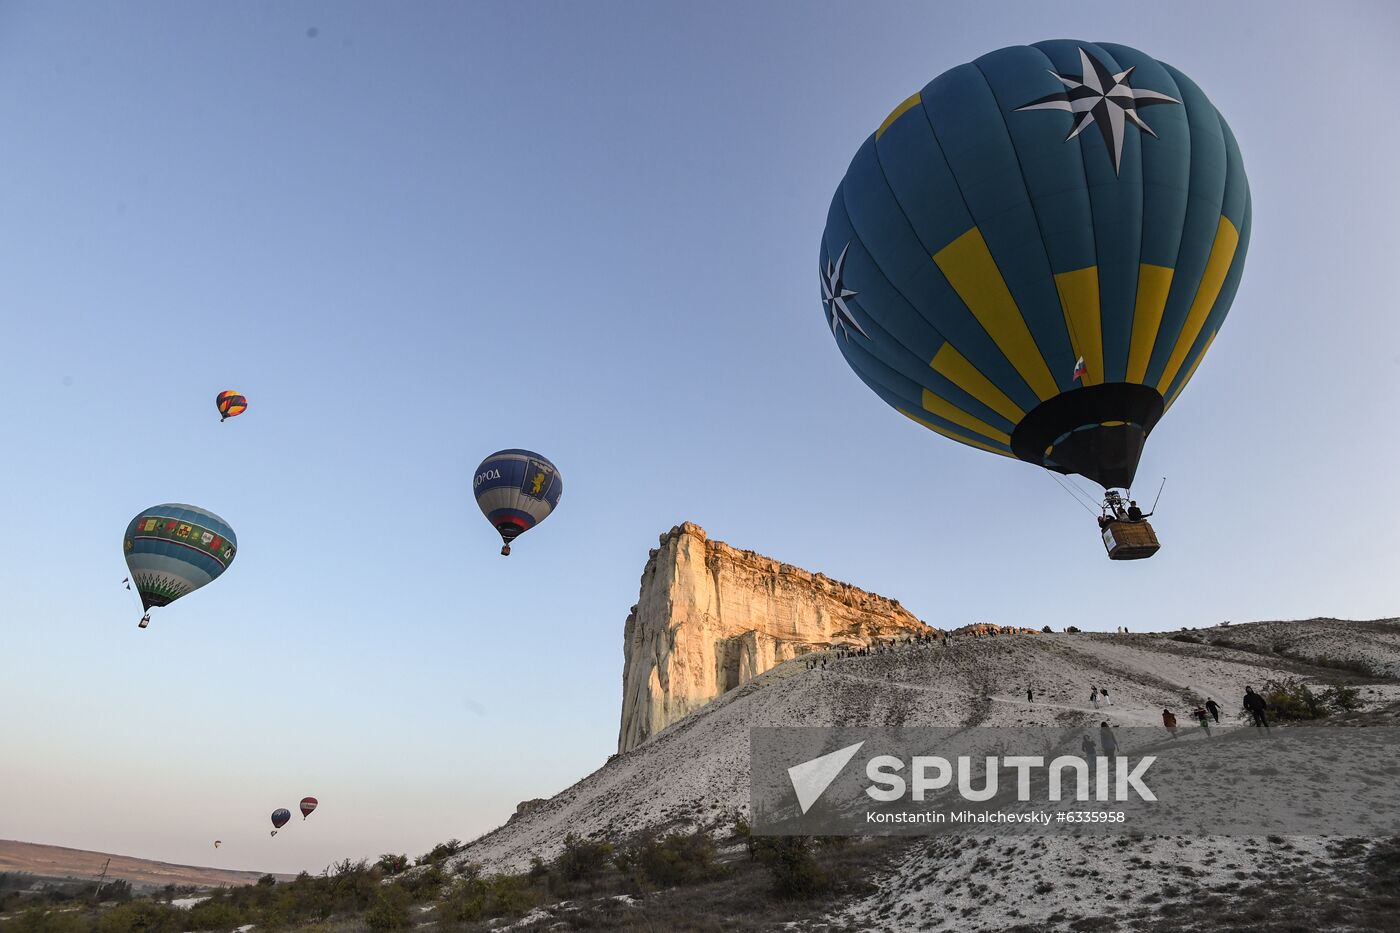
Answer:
top-left (822, 242), bottom-right (870, 341)
top-left (1016, 47), bottom-right (1180, 174)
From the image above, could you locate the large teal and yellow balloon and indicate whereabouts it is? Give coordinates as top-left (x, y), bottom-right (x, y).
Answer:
top-left (123, 504), bottom-right (237, 627)
top-left (821, 41), bottom-right (1249, 490)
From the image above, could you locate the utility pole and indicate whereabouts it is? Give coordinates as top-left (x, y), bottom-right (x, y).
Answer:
top-left (91, 858), bottom-right (111, 907)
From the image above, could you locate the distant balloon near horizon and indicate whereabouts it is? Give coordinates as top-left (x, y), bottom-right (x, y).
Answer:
top-left (820, 40), bottom-right (1249, 492)
top-left (215, 390), bottom-right (247, 421)
top-left (271, 808), bottom-right (291, 836)
top-left (473, 450), bottom-right (562, 556)
top-left (123, 504), bottom-right (238, 628)
top-left (300, 797), bottom-right (318, 820)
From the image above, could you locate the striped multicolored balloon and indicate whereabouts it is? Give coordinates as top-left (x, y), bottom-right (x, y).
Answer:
top-left (123, 504), bottom-right (237, 627)
top-left (473, 450), bottom-right (562, 556)
top-left (215, 390), bottom-right (247, 421)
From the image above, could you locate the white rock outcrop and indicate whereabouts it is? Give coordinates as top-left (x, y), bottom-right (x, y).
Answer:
top-left (617, 522), bottom-right (936, 753)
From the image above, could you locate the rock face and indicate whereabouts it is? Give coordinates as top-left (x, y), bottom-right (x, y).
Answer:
top-left (953, 622), bottom-right (1043, 637)
top-left (617, 522), bottom-right (936, 753)
top-left (508, 799), bottom-right (548, 823)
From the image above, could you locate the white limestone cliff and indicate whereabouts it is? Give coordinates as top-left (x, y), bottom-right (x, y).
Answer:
top-left (617, 522), bottom-right (936, 753)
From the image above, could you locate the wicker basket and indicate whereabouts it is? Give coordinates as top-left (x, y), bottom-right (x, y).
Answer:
top-left (1101, 519), bottom-right (1160, 560)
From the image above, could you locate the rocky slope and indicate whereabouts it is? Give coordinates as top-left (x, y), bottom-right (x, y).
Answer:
top-left (617, 523), bottom-right (936, 753)
top-left (458, 617), bottom-right (1400, 879)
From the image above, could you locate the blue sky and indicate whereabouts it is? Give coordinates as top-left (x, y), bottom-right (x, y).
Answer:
top-left (2, 1), bottom-right (1397, 874)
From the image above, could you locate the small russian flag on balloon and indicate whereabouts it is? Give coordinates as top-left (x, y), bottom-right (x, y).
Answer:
top-left (1072, 356), bottom-right (1087, 382)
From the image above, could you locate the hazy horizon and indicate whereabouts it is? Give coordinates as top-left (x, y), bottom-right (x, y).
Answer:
top-left (2, 0), bottom-right (1397, 874)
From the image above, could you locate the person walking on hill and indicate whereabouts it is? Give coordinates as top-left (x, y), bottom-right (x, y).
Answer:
top-left (1090, 686), bottom-right (1100, 709)
top-left (1099, 722), bottom-right (1119, 758)
top-left (1027, 687), bottom-right (1034, 703)
top-left (1162, 709), bottom-right (1179, 739)
top-left (1192, 706), bottom-right (1212, 736)
top-left (1205, 698), bottom-right (1221, 723)
top-left (1080, 733), bottom-right (1097, 759)
top-left (1100, 687), bottom-right (1112, 706)
top-left (1243, 687), bottom-right (1269, 729)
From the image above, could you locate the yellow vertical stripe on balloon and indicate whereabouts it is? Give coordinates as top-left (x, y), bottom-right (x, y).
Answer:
top-left (899, 409), bottom-right (1013, 458)
top-left (1053, 266), bottom-right (1102, 386)
top-left (918, 389), bottom-right (1012, 445)
top-left (930, 343), bottom-right (1025, 424)
top-left (876, 92), bottom-right (922, 139)
top-left (933, 228), bottom-right (1059, 402)
top-left (1157, 216), bottom-right (1239, 393)
top-left (1126, 264), bottom-right (1175, 384)
top-left (1165, 331), bottom-right (1217, 411)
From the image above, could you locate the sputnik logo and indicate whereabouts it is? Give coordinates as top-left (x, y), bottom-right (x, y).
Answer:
top-left (788, 741), bottom-right (865, 814)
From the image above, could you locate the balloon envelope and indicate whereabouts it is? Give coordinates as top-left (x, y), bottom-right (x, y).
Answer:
top-left (215, 390), bottom-right (247, 420)
top-left (820, 40), bottom-right (1249, 490)
top-left (271, 809), bottom-right (291, 830)
top-left (473, 450), bottom-right (562, 548)
top-left (123, 505), bottom-right (237, 612)
top-left (300, 797), bottom-right (318, 819)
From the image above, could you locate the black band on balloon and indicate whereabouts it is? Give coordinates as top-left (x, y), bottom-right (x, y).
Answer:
top-left (1010, 383), bottom-right (1165, 490)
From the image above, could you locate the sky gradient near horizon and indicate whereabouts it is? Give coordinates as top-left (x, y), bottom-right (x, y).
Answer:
top-left (2, 1), bottom-right (1397, 875)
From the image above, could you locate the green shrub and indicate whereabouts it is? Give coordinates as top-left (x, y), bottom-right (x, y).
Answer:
top-left (753, 836), bottom-right (830, 899)
top-left (483, 874), bottom-right (537, 917)
top-left (1259, 678), bottom-right (1326, 721)
top-left (616, 829), bottom-right (724, 888)
top-left (1321, 684), bottom-right (1364, 711)
top-left (94, 901), bottom-right (185, 933)
top-left (376, 853), bottom-right (410, 875)
top-left (396, 863), bottom-right (445, 899)
top-left (556, 833), bottom-right (615, 883)
top-left (96, 878), bottom-right (133, 903)
top-left (415, 839), bottom-right (465, 866)
top-left (365, 886), bottom-right (411, 930)
top-left (13, 907), bottom-right (93, 933)
top-left (187, 898), bottom-right (248, 930)
top-left (438, 872), bottom-right (538, 924)
top-left (732, 813), bottom-right (756, 859)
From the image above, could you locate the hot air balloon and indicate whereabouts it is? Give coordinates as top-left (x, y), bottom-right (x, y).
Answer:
top-left (300, 797), bottom-right (318, 820)
top-left (271, 809), bottom-right (291, 836)
top-left (820, 41), bottom-right (1249, 559)
top-left (215, 391), bottom-right (247, 421)
top-left (473, 450), bottom-right (562, 555)
top-left (123, 504), bottom-right (237, 628)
